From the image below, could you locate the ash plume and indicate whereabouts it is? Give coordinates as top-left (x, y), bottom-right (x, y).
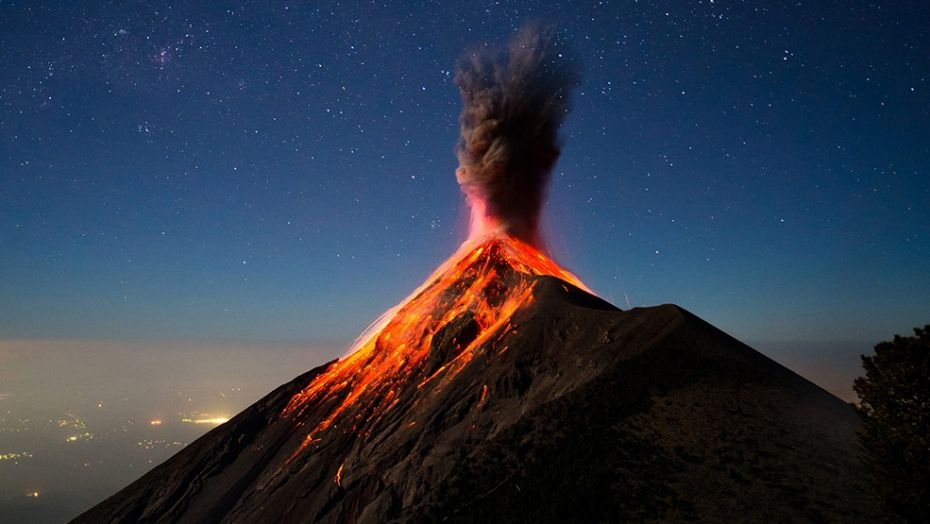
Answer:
top-left (454, 24), bottom-right (580, 248)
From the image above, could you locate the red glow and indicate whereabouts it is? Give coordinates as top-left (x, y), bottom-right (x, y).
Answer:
top-left (464, 192), bottom-right (500, 241)
top-left (282, 233), bottom-right (589, 457)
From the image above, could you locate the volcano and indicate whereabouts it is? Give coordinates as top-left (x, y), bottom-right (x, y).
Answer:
top-left (75, 26), bottom-right (879, 524)
top-left (74, 234), bottom-right (879, 523)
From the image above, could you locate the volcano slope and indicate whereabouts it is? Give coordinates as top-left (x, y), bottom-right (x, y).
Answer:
top-left (74, 237), bottom-right (878, 523)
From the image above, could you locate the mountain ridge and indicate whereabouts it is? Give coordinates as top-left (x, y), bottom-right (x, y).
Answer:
top-left (73, 242), bottom-right (879, 523)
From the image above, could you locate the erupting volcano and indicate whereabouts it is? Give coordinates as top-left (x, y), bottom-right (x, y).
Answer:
top-left (282, 234), bottom-right (589, 449)
top-left (75, 25), bottom-right (881, 524)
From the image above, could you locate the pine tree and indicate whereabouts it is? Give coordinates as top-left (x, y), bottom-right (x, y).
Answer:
top-left (854, 325), bottom-right (930, 523)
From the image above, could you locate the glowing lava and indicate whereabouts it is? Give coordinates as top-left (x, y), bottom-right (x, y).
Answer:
top-left (282, 233), bottom-right (588, 456)
top-left (279, 26), bottom-right (586, 460)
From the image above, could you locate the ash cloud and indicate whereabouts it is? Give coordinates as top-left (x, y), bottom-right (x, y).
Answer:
top-left (454, 24), bottom-right (580, 247)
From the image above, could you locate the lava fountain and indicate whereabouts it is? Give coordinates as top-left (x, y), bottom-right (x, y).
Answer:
top-left (282, 25), bottom-right (582, 460)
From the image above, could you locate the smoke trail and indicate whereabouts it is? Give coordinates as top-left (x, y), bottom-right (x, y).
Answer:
top-left (454, 24), bottom-right (580, 248)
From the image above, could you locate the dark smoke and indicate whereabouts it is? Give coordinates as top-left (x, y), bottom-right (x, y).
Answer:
top-left (454, 24), bottom-right (580, 248)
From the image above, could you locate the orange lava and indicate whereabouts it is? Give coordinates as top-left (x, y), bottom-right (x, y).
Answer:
top-left (282, 233), bottom-right (588, 455)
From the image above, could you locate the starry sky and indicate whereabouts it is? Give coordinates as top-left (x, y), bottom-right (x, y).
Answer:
top-left (2, 1), bottom-right (928, 349)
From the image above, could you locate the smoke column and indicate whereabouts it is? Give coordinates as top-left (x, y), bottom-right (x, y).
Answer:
top-left (454, 24), bottom-right (580, 249)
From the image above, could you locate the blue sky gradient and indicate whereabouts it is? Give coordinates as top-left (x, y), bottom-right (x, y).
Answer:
top-left (2, 1), bottom-right (928, 349)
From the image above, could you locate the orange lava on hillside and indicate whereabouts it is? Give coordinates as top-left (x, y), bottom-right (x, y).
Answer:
top-left (282, 234), bottom-right (588, 454)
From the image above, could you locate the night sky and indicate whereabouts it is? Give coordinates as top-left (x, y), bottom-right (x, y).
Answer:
top-left (2, 1), bottom-right (928, 349)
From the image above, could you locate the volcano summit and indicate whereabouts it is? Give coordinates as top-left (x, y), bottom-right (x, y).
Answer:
top-left (75, 26), bottom-right (880, 523)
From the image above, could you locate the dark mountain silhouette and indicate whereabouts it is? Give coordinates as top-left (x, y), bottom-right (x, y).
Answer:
top-left (74, 237), bottom-right (879, 523)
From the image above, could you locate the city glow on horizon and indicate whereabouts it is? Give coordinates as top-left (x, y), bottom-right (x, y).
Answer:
top-left (181, 416), bottom-right (229, 425)
top-left (0, 452), bottom-right (33, 462)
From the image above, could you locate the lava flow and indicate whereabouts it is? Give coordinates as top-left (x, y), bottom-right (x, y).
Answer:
top-left (282, 233), bottom-right (588, 454)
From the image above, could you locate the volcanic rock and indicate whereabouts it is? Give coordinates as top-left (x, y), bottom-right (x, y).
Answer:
top-left (73, 238), bottom-right (880, 523)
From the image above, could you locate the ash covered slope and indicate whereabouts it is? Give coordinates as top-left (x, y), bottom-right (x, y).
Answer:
top-left (74, 240), bottom-right (877, 523)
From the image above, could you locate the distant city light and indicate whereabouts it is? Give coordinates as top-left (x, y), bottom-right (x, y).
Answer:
top-left (181, 416), bottom-right (229, 425)
top-left (25, 491), bottom-right (40, 498)
top-left (0, 451), bottom-right (33, 461)
top-left (138, 439), bottom-right (187, 451)
top-left (57, 416), bottom-right (87, 429)
top-left (149, 419), bottom-right (163, 426)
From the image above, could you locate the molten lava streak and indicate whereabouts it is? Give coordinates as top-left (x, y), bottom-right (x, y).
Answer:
top-left (281, 234), bottom-right (588, 457)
